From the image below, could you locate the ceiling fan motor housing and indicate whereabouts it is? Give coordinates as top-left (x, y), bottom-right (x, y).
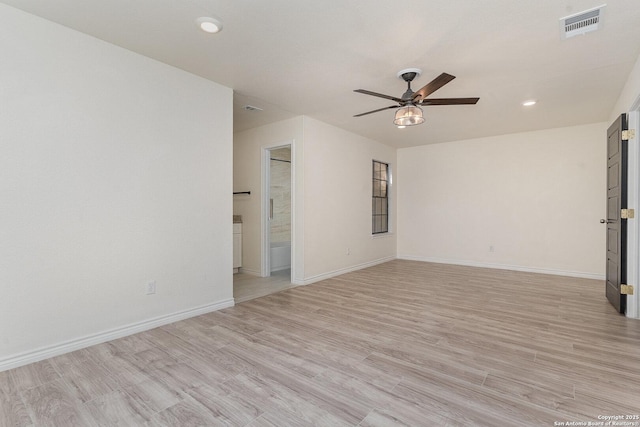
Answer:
top-left (397, 68), bottom-right (421, 100)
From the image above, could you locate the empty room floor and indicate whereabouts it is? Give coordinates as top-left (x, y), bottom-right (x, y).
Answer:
top-left (2, 260), bottom-right (639, 426)
top-left (233, 268), bottom-right (294, 303)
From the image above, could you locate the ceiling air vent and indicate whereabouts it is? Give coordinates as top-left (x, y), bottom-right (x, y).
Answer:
top-left (243, 105), bottom-right (263, 112)
top-left (560, 4), bottom-right (606, 39)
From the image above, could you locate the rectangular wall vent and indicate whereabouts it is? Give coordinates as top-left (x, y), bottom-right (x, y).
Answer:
top-left (560, 4), bottom-right (606, 39)
top-left (243, 105), bottom-right (264, 112)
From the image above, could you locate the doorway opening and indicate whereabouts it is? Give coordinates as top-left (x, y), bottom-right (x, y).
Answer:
top-left (263, 144), bottom-right (293, 280)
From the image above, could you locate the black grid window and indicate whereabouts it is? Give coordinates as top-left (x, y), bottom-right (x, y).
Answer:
top-left (372, 160), bottom-right (389, 234)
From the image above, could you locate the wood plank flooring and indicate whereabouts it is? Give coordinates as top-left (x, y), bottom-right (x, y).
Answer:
top-left (2, 259), bottom-right (640, 426)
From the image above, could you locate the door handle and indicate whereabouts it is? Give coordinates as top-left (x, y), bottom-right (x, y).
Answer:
top-left (600, 219), bottom-right (615, 223)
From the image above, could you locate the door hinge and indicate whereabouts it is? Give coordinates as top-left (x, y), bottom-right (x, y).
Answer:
top-left (622, 129), bottom-right (635, 140)
top-left (621, 208), bottom-right (635, 219)
top-left (621, 284), bottom-right (634, 295)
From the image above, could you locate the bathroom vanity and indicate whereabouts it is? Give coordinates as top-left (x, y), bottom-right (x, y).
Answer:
top-left (233, 216), bottom-right (242, 273)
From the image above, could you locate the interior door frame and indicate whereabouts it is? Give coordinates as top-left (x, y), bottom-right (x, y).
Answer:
top-left (606, 115), bottom-right (628, 313)
top-left (261, 141), bottom-right (294, 278)
top-left (625, 98), bottom-right (640, 318)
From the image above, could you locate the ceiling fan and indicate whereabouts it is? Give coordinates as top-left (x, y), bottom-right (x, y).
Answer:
top-left (354, 68), bottom-right (479, 127)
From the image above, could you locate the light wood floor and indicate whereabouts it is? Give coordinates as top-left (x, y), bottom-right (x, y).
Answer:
top-left (233, 269), bottom-right (294, 303)
top-left (2, 260), bottom-right (640, 426)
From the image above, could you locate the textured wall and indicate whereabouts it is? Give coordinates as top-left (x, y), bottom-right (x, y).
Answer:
top-left (0, 4), bottom-right (233, 367)
top-left (397, 122), bottom-right (607, 279)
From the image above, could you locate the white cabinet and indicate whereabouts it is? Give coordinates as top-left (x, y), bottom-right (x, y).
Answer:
top-left (233, 223), bottom-right (242, 273)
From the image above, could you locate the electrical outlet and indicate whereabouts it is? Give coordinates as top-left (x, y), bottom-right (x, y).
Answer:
top-left (146, 281), bottom-right (156, 295)
top-left (489, 245), bottom-right (495, 252)
top-left (347, 247), bottom-right (351, 255)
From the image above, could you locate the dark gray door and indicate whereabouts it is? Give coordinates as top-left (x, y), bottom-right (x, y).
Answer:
top-left (605, 114), bottom-right (628, 313)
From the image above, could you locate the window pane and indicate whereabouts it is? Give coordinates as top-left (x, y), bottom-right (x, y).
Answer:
top-left (372, 160), bottom-right (389, 234)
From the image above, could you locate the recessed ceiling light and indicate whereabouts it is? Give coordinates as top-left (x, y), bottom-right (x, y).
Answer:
top-left (522, 100), bottom-right (537, 106)
top-left (196, 17), bottom-right (223, 34)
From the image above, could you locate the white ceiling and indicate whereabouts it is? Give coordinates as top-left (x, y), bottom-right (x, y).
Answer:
top-left (3, 0), bottom-right (640, 148)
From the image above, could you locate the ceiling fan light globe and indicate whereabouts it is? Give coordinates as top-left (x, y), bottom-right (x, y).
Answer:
top-left (393, 105), bottom-right (424, 126)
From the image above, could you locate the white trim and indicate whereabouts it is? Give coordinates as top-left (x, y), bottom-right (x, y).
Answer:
top-left (298, 256), bottom-right (396, 286)
top-left (0, 298), bottom-right (234, 372)
top-left (398, 255), bottom-right (605, 280)
top-left (261, 147), bottom-right (271, 277)
top-left (625, 102), bottom-right (640, 318)
top-left (371, 232), bottom-right (394, 239)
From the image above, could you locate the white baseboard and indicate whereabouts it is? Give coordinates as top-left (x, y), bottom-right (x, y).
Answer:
top-left (398, 255), bottom-right (605, 280)
top-left (300, 256), bottom-right (396, 286)
top-left (270, 266), bottom-right (291, 273)
top-left (0, 298), bottom-right (235, 373)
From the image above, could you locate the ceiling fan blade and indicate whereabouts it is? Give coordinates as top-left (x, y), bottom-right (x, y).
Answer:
top-left (354, 89), bottom-right (403, 103)
top-left (419, 97), bottom-right (480, 105)
top-left (354, 105), bottom-right (398, 117)
top-left (411, 73), bottom-right (456, 102)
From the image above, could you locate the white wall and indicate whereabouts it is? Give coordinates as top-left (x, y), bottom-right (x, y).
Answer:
top-left (397, 123), bottom-right (607, 279)
top-left (610, 52), bottom-right (640, 122)
top-left (302, 117), bottom-right (397, 282)
top-left (233, 116), bottom-right (397, 284)
top-left (0, 5), bottom-right (233, 370)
